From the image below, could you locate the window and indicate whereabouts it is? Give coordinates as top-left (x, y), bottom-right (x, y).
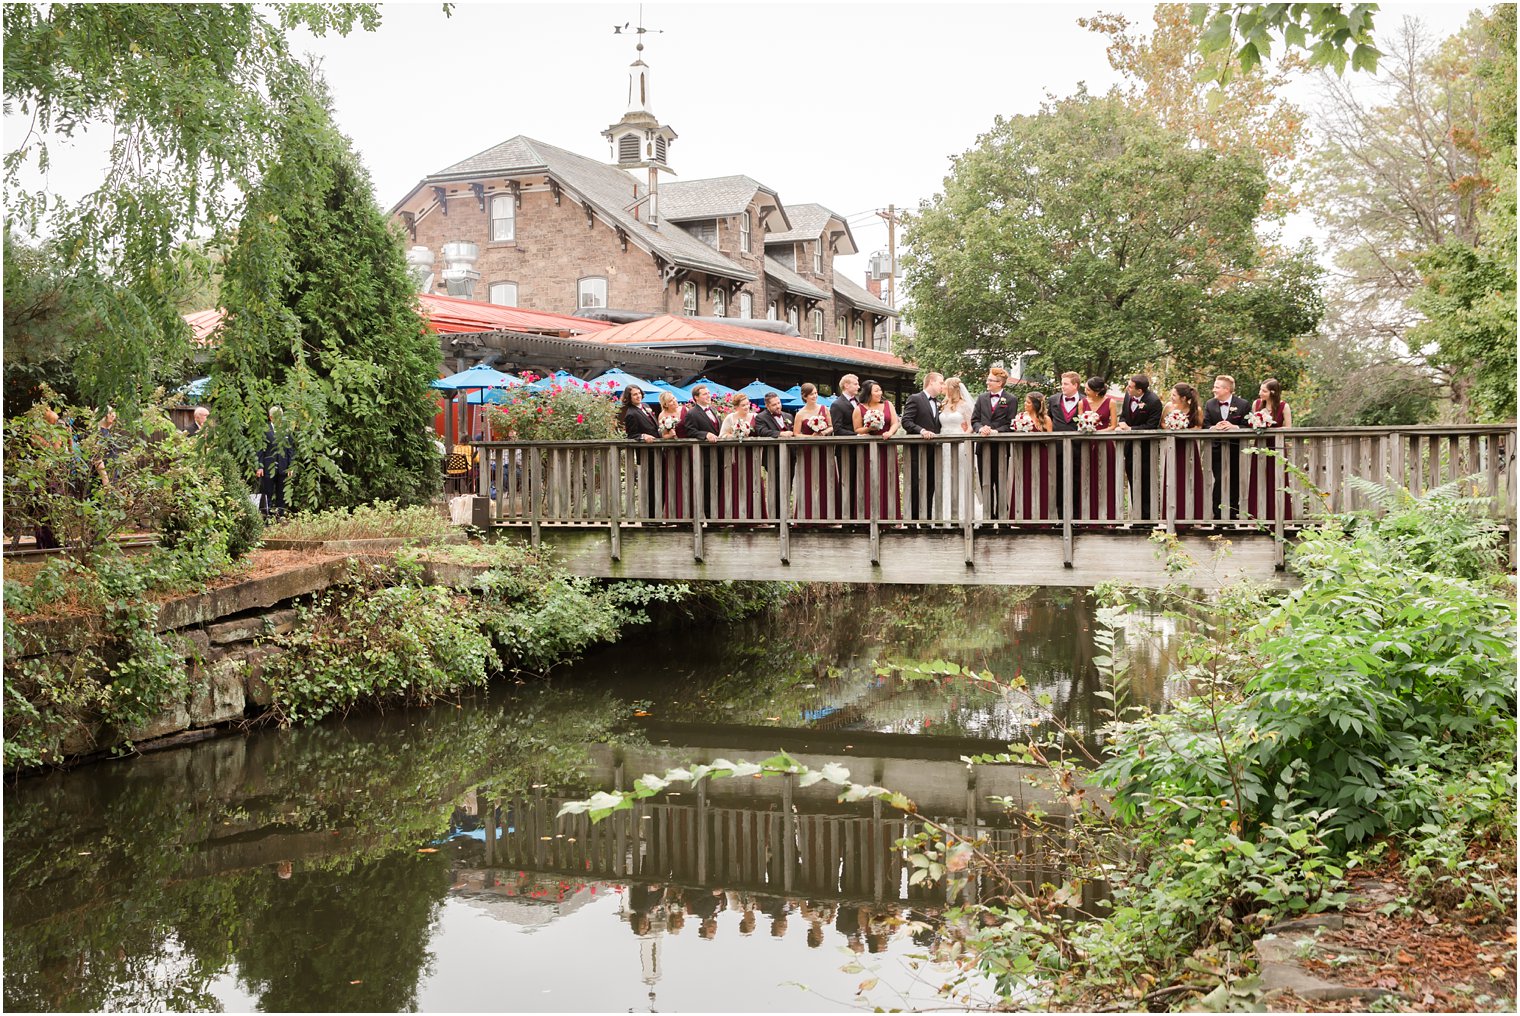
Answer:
top-left (813, 242), bottom-right (823, 275)
top-left (739, 212), bottom-right (751, 251)
top-left (488, 281), bottom-right (518, 306)
top-left (712, 287), bottom-right (727, 317)
top-left (681, 281), bottom-right (697, 315)
top-left (490, 194), bottom-right (515, 242)
top-left (740, 292), bottom-right (753, 319)
top-left (578, 277), bottom-right (607, 309)
top-left (767, 301), bottom-right (778, 321)
top-left (836, 315), bottom-right (846, 341)
top-left (810, 309), bottom-right (824, 340)
top-left (787, 306), bottom-right (799, 329)
top-left (855, 319), bottom-right (864, 345)
top-left (690, 220), bottom-right (718, 248)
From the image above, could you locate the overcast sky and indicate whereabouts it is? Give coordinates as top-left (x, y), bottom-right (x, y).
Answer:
top-left (7, 1), bottom-right (1485, 291)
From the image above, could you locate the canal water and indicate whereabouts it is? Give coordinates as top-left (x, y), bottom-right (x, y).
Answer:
top-left (3, 586), bottom-right (1183, 1012)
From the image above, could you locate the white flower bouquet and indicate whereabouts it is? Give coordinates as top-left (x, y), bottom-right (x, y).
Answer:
top-left (1012, 413), bottom-right (1037, 433)
top-left (862, 407), bottom-right (886, 433)
top-left (1163, 409), bottom-right (1191, 431)
top-left (1247, 408), bottom-right (1273, 430)
top-left (1077, 409), bottom-right (1102, 435)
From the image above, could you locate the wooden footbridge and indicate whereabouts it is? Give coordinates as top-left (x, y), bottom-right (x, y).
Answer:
top-left (468, 426), bottom-right (1514, 588)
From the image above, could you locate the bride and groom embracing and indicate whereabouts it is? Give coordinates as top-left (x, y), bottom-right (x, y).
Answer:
top-left (899, 370), bottom-right (984, 521)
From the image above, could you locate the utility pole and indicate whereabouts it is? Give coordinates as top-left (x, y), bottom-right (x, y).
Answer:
top-left (876, 204), bottom-right (900, 344)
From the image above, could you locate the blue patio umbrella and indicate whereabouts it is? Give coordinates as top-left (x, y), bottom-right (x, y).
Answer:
top-left (178, 376), bottom-right (211, 402)
top-left (685, 376), bottom-right (738, 400)
top-left (525, 369), bottom-right (592, 392)
top-left (464, 387), bottom-right (524, 404)
top-left (586, 368), bottom-right (654, 395)
top-left (777, 384), bottom-right (807, 411)
top-left (647, 380), bottom-right (693, 404)
top-left (738, 379), bottom-right (786, 405)
top-left (430, 364), bottom-right (523, 391)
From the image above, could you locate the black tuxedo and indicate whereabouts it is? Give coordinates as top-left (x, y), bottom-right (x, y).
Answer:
top-left (829, 394), bottom-right (861, 518)
top-left (623, 405), bottom-right (659, 440)
top-left (1049, 393), bottom-right (1083, 518)
top-left (751, 410), bottom-right (793, 438)
top-left (1119, 391), bottom-right (1163, 520)
top-left (679, 402), bottom-right (721, 440)
top-left (1050, 394), bottom-right (1083, 432)
top-left (829, 394), bottom-right (859, 435)
top-left (901, 390), bottom-right (942, 519)
top-left (1204, 395), bottom-right (1252, 520)
top-left (971, 390), bottom-right (1016, 519)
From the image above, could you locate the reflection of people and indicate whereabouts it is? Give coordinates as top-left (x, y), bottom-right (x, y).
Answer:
top-left (687, 888), bottom-right (724, 939)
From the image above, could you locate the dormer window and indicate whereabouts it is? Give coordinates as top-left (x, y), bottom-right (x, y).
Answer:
top-left (739, 212), bottom-right (751, 251)
top-left (813, 243), bottom-right (823, 275)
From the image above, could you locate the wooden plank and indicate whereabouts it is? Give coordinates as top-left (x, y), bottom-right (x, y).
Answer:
top-left (528, 448), bottom-right (542, 546)
top-left (691, 444), bottom-right (705, 562)
top-left (1061, 437), bottom-right (1074, 566)
top-left (607, 446), bottom-right (621, 561)
top-left (778, 441), bottom-right (791, 564)
top-left (961, 440), bottom-right (975, 564)
top-left (1163, 434), bottom-right (1177, 534)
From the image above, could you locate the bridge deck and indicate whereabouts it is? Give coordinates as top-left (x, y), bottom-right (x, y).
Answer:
top-left (468, 426), bottom-right (1514, 586)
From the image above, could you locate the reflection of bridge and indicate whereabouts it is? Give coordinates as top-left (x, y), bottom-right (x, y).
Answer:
top-left (470, 744), bottom-right (1093, 908)
top-left (469, 427), bottom-right (1514, 588)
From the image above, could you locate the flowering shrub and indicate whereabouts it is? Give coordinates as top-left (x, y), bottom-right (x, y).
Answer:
top-left (483, 372), bottom-right (620, 441)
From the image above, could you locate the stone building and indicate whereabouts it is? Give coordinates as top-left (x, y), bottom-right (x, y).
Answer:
top-left (388, 40), bottom-right (898, 358)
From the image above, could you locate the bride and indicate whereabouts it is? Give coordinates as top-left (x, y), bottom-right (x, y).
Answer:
top-left (936, 377), bottom-right (982, 522)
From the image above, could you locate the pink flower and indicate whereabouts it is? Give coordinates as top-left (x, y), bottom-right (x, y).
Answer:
top-left (575, 413), bottom-right (585, 423)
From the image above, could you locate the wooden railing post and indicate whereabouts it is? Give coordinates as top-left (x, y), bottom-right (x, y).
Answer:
top-left (778, 440), bottom-right (791, 565)
top-left (691, 443), bottom-right (705, 562)
top-left (1061, 437), bottom-right (1074, 567)
top-left (607, 445), bottom-right (622, 562)
top-left (1163, 434), bottom-right (1177, 534)
top-left (528, 447), bottom-right (541, 547)
top-left (960, 439), bottom-right (975, 565)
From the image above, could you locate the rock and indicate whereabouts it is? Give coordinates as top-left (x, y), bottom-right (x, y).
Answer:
top-left (189, 652), bottom-right (251, 726)
top-left (204, 608), bottom-right (301, 646)
top-left (1265, 914), bottom-right (1344, 934)
top-left (242, 645), bottom-right (282, 708)
top-left (1256, 933), bottom-right (1404, 1003)
top-left (128, 698), bottom-right (191, 743)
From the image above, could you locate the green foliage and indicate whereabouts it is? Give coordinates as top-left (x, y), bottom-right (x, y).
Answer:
top-left (1191, 3), bottom-right (1381, 83)
top-left (900, 90), bottom-right (1320, 385)
top-left (265, 578), bottom-right (495, 725)
top-left (207, 64), bottom-right (441, 512)
top-left (481, 375), bottom-right (621, 440)
top-left (2, 4), bottom-right (387, 413)
top-left (266, 500), bottom-right (453, 543)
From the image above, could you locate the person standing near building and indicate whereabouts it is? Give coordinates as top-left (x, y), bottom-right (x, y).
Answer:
top-left (256, 406), bottom-right (294, 519)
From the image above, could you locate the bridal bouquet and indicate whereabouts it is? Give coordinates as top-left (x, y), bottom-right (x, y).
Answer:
top-left (1246, 408), bottom-right (1273, 430)
top-left (658, 415), bottom-right (679, 436)
top-left (732, 418), bottom-right (753, 439)
top-left (1076, 409), bottom-right (1101, 435)
top-left (1012, 413), bottom-right (1037, 433)
top-left (1162, 409), bottom-right (1191, 431)
top-left (806, 414), bottom-right (829, 434)
top-left (862, 407), bottom-right (886, 433)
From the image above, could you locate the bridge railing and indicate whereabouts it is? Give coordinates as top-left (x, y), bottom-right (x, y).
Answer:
top-left (473, 426), bottom-right (1514, 540)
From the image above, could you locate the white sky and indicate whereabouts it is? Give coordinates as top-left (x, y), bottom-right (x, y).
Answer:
top-left (7, 1), bottom-right (1485, 293)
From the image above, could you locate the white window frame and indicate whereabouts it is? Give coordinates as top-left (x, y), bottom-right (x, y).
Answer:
top-left (681, 281), bottom-right (698, 315)
top-left (712, 287), bottom-right (727, 318)
top-left (855, 319), bottom-right (864, 345)
top-left (488, 281), bottom-right (518, 306)
top-left (767, 301), bottom-right (778, 321)
top-left (739, 212), bottom-right (751, 251)
top-left (787, 306), bottom-right (799, 329)
top-left (490, 193), bottom-right (515, 242)
top-left (740, 292), bottom-right (753, 319)
top-left (836, 315), bottom-right (846, 341)
top-left (578, 276), bottom-right (608, 310)
top-left (810, 308), bottom-right (824, 340)
top-left (813, 242), bottom-right (823, 275)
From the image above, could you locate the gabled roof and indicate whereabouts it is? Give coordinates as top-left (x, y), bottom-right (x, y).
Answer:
top-left (764, 202), bottom-right (858, 254)
top-left (592, 314), bottom-right (914, 373)
top-left (418, 293), bottom-right (611, 336)
top-left (184, 309), bottom-right (225, 347)
top-left (393, 136), bottom-right (753, 282)
top-left (763, 256), bottom-right (829, 302)
top-left (833, 274), bottom-right (899, 318)
top-left (659, 175), bottom-right (788, 226)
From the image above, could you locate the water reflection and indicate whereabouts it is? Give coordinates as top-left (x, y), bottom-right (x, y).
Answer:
top-left (4, 587), bottom-right (1180, 1012)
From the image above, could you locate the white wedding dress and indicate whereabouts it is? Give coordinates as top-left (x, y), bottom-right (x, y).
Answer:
top-left (935, 407), bottom-right (983, 521)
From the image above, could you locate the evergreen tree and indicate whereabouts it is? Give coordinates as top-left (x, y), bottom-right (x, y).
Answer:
top-left (209, 65), bottom-right (441, 510)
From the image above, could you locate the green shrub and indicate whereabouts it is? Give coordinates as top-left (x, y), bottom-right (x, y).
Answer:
top-left (265, 500), bottom-right (451, 543)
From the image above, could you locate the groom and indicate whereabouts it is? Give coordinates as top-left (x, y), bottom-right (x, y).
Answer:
top-left (900, 371), bottom-right (943, 520)
top-left (1115, 374), bottom-right (1163, 520)
top-left (1049, 371), bottom-right (1083, 519)
top-left (1203, 374), bottom-right (1252, 521)
top-left (971, 367), bottom-right (1016, 519)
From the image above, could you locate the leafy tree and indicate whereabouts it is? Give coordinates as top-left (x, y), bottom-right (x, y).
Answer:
top-left (1309, 15), bottom-right (1508, 419)
top-left (1190, 3), bottom-right (1382, 84)
top-left (208, 66), bottom-right (442, 510)
top-left (2, 3), bottom-right (385, 413)
top-left (1083, 4), bottom-right (1308, 214)
top-left (899, 91), bottom-right (1320, 386)
top-left (1407, 5), bottom-right (1517, 422)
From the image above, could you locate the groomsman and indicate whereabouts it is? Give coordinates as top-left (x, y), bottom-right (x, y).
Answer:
top-left (752, 393), bottom-right (794, 437)
top-left (1049, 371), bottom-right (1083, 519)
top-left (1115, 374), bottom-right (1163, 520)
top-left (1203, 374), bottom-right (1253, 521)
top-left (829, 374), bottom-right (862, 518)
top-left (971, 367), bottom-right (1016, 519)
top-left (679, 384), bottom-right (722, 517)
top-left (901, 371), bottom-right (944, 520)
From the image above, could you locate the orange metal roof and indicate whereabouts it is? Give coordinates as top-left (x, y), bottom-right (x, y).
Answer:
top-left (184, 309), bottom-right (225, 347)
top-left (591, 315), bottom-right (914, 372)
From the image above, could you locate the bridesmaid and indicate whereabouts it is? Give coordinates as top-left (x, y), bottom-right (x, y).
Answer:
top-left (718, 393), bottom-right (767, 520)
top-left (1246, 378), bottom-right (1294, 522)
top-left (851, 380), bottom-right (902, 521)
top-left (791, 383), bottom-right (836, 522)
top-left (1013, 391), bottom-right (1054, 522)
top-left (655, 391), bottom-right (690, 520)
top-left (1082, 377), bottom-right (1119, 522)
top-left (1168, 382), bottom-right (1206, 525)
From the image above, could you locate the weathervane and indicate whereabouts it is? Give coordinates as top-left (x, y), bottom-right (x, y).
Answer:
top-left (613, 4), bottom-right (662, 52)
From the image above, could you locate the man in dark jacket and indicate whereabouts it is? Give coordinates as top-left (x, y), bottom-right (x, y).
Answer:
top-left (1115, 375), bottom-right (1163, 521)
top-left (257, 406), bottom-right (295, 519)
top-left (1203, 374), bottom-right (1253, 521)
